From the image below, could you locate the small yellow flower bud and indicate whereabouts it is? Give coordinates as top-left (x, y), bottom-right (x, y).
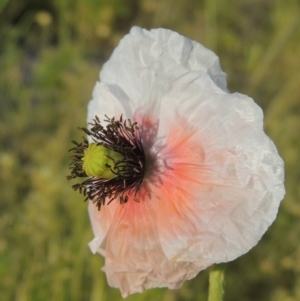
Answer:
top-left (82, 143), bottom-right (124, 179)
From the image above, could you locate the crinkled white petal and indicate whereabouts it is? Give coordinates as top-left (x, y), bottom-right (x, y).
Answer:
top-left (87, 27), bottom-right (285, 297)
top-left (90, 194), bottom-right (209, 298)
top-left (99, 26), bottom-right (227, 112)
top-left (149, 69), bottom-right (284, 263)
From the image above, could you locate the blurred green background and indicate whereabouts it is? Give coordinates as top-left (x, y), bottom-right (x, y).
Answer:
top-left (0, 0), bottom-right (299, 300)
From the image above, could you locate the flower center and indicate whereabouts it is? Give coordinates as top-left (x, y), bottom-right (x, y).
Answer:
top-left (67, 116), bottom-right (146, 210)
top-left (82, 143), bottom-right (124, 179)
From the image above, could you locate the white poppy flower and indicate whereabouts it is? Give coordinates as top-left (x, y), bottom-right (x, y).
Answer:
top-left (68, 27), bottom-right (285, 297)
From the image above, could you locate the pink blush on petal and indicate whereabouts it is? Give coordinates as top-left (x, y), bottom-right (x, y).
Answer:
top-left (131, 116), bottom-right (224, 262)
top-left (109, 116), bottom-right (213, 259)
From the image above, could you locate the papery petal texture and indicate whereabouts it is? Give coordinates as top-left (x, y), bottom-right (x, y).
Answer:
top-left (87, 27), bottom-right (285, 297)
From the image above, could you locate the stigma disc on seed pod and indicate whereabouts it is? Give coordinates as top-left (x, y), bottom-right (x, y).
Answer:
top-left (82, 143), bottom-right (124, 179)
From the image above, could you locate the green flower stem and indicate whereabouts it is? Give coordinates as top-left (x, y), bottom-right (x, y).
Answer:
top-left (208, 265), bottom-right (225, 301)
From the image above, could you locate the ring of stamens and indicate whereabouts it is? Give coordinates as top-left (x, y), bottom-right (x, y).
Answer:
top-left (67, 115), bottom-right (146, 210)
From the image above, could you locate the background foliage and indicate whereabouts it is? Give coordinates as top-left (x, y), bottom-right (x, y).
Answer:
top-left (0, 0), bottom-right (299, 300)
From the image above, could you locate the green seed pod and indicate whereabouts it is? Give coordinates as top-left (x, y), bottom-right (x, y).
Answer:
top-left (82, 143), bottom-right (124, 179)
